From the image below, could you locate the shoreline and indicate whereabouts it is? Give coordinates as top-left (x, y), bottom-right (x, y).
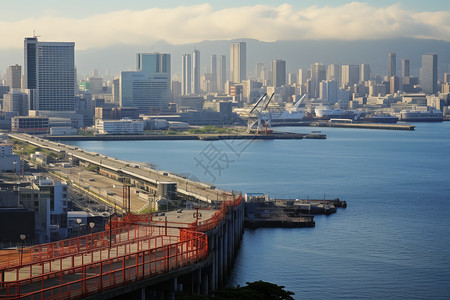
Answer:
top-left (46, 131), bottom-right (327, 141)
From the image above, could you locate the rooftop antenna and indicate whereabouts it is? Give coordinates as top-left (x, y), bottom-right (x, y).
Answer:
top-left (32, 30), bottom-right (41, 38)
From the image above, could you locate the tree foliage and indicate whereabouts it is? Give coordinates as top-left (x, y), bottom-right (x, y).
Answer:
top-left (176, 281), bottom-right (295, 300)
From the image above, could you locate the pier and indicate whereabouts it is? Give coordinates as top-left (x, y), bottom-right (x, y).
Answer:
top-left (271, 120), bottom-right (416, 130)
top-left (243, 194), bottom-right (346, 228)
top-left (45, 131), bottom-right (326, 142)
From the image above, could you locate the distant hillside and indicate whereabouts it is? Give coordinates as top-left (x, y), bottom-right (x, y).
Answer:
top-left (2, 38), bottom-right (450, 80)
top-left (76, 38), bottom-right (450, 79)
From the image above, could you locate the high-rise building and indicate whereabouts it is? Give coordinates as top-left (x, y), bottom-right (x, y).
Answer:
top-left (171, 81), bottom-right (181, 102)
top-left (326, 64), bottom-right (341, 87)
top-left (319, 80), bottom-right (338, 104)
top-left (388, 52), bottom-right (396, 79)
top-left (217, 55), bottom-right (226, 92)
top-left (390, 76), bottom-right (400, 94)
top-left (444, 73), bottom-right (450, 83)
top-left (182, 54), bottom-right (192, 95)
top-left (288, 73), bottom-right (297, 86)
top-left (310, 63), bottom-right (326, 98)
top-left (272, 59), bottom-right (286, 87)
top-left (402, 59), bottom-right (410, 78)
top-left (112, 78), bottom-right (120, 103)
top-left (24, 37), bottom-right (75, 111)
top-left (230, 42), bottom-right (246, 83)
top-left (210, 55), bottom-right (217, 92)
top-left (256, 63), bottom-right (265, 82)
top-left (8, 64), bottom-right (21, 89)
top-left (192, 49), bottom-right (200, 94)
top-left (3, 90), bottom-right (28, 115)
top-left (360, 64), bottom-right (370, 82)
top-left (120, 53), bottom-right (171, 112)
top-left (298, 69), bottom-right (309, 86)
top-left (421, 53), bottom-right (438, 94)
top-left (341, 65), bottom-right (360, 88)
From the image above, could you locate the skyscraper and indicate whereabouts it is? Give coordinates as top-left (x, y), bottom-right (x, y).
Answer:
top-left (210, 55), bottom-right (217, 92)
top-left (24, 37), bottom-right (75, 111)
top-left (181, 54), bottom-right (192, 95)
top-left (288, 73), bottom-right (297, 86)
top-left (360, 64), bottom-right (370, 82)
top-left (298, 69), bottom-right (309, 86)
top-left (326, 64), bottom-right (341, 87)
top-left (388, 52), bottom-right (396, 79)
top-left (390, 76), bottom-right (399, 94)
top-left (310, 63), bottom-right (326, 98)
top-left (272, 59), bottom-right (286, 87)
top-left (8, 64), bottom-right (21, 89)
top-left (217, 55), bottom-right (226, 92)
top-left (230, 42), bottom-right (246, 83)
top-left (256, 63), bottom-right (265, 82)
top-left (192, 49), bottom-right (200, 94)
top-left (401, 59), bottom-right (410, 78)
top-left (120, 53), bottom-right (171, 111)
top-left (421, 53), bottom-right (438, 94)
top-left (319, 80), bottom-right (338, 104)
top-left (341, 65), bottom-right (359, 88)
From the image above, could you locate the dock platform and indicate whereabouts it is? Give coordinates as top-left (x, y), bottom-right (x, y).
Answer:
top-left (46, 131), bottom-right (326, 141)
top-left (274, 198), bottom-right (347, 215)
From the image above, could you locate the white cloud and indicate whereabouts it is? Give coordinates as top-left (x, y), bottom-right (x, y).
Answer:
top-left (1, 2), bottom-right (449, 50)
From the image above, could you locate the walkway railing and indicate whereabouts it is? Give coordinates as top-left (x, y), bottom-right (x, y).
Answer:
top-left (0, 230), bottom-right (207, 300)
top-left (0, 195), bottom-right (242, 299)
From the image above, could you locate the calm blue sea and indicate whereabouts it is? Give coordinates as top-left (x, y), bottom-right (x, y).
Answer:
top-left (66, 122), bottom-right (450, 299)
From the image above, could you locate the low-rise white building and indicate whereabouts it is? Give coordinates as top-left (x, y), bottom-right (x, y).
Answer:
top-left (0, 141), bottom-right (20, 173)
top-left (50, 127), bottom-right (77, 136)
top-left (95, 119), bottom-right (144, 134)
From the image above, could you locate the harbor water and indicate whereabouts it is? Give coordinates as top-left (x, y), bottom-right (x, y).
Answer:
top-left (66, 122), bottom-right (450, 299)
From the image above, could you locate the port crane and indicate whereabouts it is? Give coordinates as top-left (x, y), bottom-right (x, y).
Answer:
top-left (246, 93), bottom-right (274, 133)
top-left (292, 94), bottom-right (307, 110)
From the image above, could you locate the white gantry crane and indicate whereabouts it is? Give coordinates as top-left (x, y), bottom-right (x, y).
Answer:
top-left (246, 93), bottom-right (274, 133)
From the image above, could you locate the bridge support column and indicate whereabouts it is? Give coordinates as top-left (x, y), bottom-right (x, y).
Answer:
top-left (141, 287), bottom-right (146, 300)
top-left (201, 269), bottom-right (209, 295)
top-left (218, 225), bottom-right (224, 285)
top-left (196, 268), bottom-right (201, 294)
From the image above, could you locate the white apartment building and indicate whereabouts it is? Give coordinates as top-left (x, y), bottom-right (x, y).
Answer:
top-left (96, 119), bottom-right (144, 134)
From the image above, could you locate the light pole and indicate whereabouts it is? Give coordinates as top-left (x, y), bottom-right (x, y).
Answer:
top-left (109, 210), bottom-right (113, 249)
top-left (13, 161), bottom-right (17, 180)
top-left (19, 234), bottom-right (26, 266)
top-left (89, 222), bottom-right (95, 249)
top-left (20, 148), bottom-right (23, 177)
top-left (76, 218), bottom-right (82, 237)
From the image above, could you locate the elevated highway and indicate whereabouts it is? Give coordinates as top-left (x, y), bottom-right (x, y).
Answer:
top-left (8, 133), bottom-right (236, 205)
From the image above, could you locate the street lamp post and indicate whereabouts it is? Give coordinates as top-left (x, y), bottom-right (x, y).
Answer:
top-left (89, 222), bottom-right (95, 249)
top-left (109, 210), bottom-right (113, 249)
top-left (76, 218), bottom-right (82, 251)
top-left (19, 234), bottom-right (26, 266)
top-left (20, 148), bottom-right (23, 177)
top-left (76, 218), bottom-right (82, 237)
top-left (13, 161), bottom-right (17, 180)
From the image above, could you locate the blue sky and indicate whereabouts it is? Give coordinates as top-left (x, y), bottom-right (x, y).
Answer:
top-left (1, 1), bottom-right (449, 50)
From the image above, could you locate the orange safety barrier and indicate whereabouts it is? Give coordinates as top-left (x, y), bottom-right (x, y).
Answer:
top-left (113, 195), bottom-right (243, 233)
top-left (0, 194), bottom-right (241, 299)
top-left (0, 229), bottom-right (207, 300)
top-left (0, 224), bottom-right (158, 271)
